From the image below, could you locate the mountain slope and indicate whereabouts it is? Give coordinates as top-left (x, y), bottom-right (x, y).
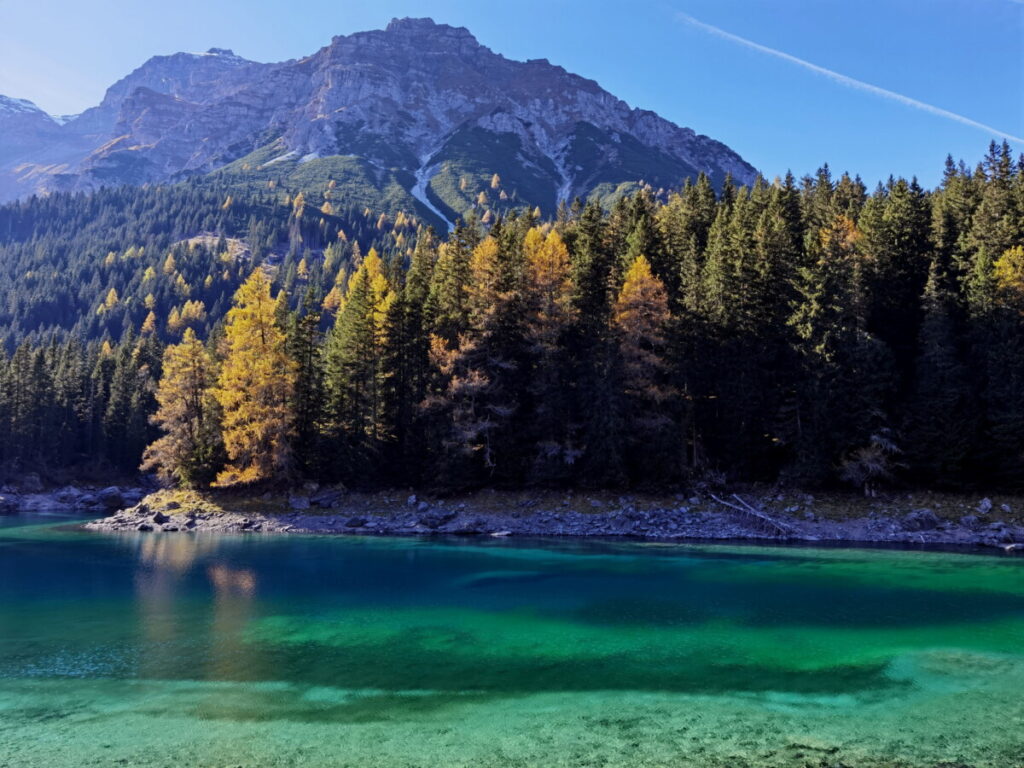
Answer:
top-left (0, 18), bottom-right (757, 225)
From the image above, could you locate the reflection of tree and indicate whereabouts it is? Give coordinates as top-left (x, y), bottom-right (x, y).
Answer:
top-left (133, 536), bottom-right (219, 678)
top-left (136, 534), bottom-right (219, 573)
top-left (206, 563), bottom-right (262, 684)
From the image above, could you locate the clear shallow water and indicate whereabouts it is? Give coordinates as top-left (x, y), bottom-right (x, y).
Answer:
top-left (1, 515), bottom-right (1023, 767)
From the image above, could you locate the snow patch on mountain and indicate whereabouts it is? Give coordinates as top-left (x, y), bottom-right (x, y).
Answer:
top-left (0, 96), bottom-right (48, 117)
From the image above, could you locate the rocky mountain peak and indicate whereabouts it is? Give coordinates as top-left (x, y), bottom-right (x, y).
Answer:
top-left (0, 20), bottom-right (757, 224)
top-left (384, 17), bottom-right (477, 41)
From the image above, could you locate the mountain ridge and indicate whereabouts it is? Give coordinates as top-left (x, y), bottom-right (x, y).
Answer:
top-left (0, 18), bottom-right (757, 225)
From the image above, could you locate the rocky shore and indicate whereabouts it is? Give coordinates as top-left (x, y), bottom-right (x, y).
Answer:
top-left (80, 488), bottom-right (1024, 554)
top-left (0, 478), bottom-right (146, 517)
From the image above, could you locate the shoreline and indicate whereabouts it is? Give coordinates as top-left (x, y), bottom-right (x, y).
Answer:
top-left (80, 488), bottom-right (1024, 555)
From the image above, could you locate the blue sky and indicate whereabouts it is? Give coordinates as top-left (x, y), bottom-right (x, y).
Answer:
top-left (1, 0), bottom-right (1020, 186)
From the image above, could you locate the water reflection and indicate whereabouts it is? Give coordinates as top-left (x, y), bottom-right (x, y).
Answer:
top-left (206, 563), bottom-right (261, 682)
top-left (134, 533), bottom-right (221, 573)
top-left (129, 534), bottom-right (262, 683)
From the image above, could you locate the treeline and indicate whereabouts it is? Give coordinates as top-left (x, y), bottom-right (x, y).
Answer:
top-left (0, 334), bottom-right (162, 474)
top-left (2, 143), bottom-right (1024, 491)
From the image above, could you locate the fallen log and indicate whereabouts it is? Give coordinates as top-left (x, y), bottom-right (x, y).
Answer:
top-left (708, 493), bottom-right (795, 537)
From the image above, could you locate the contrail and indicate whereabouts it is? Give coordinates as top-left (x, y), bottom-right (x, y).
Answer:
top-left (676, 12), bottom-right (1024, 145)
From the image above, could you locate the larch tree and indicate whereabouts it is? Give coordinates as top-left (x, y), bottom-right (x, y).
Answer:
top-left (523, 227), bottom-right (577, 480)
top-left (612, 255), bottom-right (677, 482)
top-left (141, 329), bottom-right (221, 486)
top-left (212, 270), bottom-right (297, 487)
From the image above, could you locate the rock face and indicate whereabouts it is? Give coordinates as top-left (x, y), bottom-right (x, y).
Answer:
top-left (0, 18), bottom-right (756, 224)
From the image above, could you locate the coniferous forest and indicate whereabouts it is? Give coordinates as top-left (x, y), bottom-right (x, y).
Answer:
top-left (1, 142), bottom-right (1023, 492)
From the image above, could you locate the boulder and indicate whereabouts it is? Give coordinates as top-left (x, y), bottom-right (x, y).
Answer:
top-left (288, 495), bottom-right (311, 511)
top-left (54, 486), bottom-right (82, 504)
top-left (978, 498), bottom-right (993, 515)
top-left (420, 510), bottom-right (457, 529)
top-left (960, 514), bottom-right (980, 528)
top-left (152, 510), bottom-right (170, 525)
top-left (97, 487), bottom-right (125, 509)
top-left (902, 509), bottom-right (939, 531)
top-left (122, 488), bottom-right (145, 505)
top-left (451, 517), bottom-right (486, 534)
top-left (311, 489), bottom-right (344, 508)
top-left (345, 516), bottom-right (368, 528)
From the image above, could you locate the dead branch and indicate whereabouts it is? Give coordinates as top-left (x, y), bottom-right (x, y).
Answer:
top-left (708, 493), bottom-right (795, 537)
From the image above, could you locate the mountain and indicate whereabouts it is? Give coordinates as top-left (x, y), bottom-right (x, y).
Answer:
top-left (0, 18), bottom-right (757, 227)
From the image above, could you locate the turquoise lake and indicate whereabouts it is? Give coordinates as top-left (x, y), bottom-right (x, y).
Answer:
top-left (1, 512), bottom-right (1023, 767)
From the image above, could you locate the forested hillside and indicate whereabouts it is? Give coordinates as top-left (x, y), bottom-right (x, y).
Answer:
top-left (1, 142), bottom-right (1022, 491)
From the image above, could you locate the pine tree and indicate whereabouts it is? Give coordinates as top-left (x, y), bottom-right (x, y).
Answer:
top-left (904, 261), bottom-right (974, 482)
top-left (286, 287), bottom-right (325, 476)
top-left (323, 251), bottom-right (396, 482)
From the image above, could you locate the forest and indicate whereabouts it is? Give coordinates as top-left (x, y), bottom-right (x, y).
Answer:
top-left (0, 141), bottom-right (1022, 492)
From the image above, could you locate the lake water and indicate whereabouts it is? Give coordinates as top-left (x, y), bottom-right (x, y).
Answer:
top-left (1, 512), bottom-right (1022, 767)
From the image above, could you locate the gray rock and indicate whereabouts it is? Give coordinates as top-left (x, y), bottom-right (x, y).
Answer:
top-left (136, 522), bottom-right (153, 532)
top-left (311, 489), bottom-right (344, 508)
top-left (452, 517), bottom-right (486, 534)
top-left (288, 495), bottom-right (311, 511)
top-left (76, 494), bottom-right (97, 508)
top-left (960, 515), bottom-right (980, 528)
top-left (416, 500), bottom-right (430, 512)
top-left (407, 494), bottom-right (417, 506)
top-left (345, 516), bottom-right (368, 528)
top-left (97, 486), bottom-right (124, 509)
top-left (420, 510), bottom-right (457, 529)
top-left (54, 486), bottom-right (82, 504)
top-left (122, 489), bottom-right (144, 505)
top-left (152, 510), bottom-right (169, 525)
top-left (902, 509), bottom-right (939, 531)
top-left (978, 498), bottom-right (993, 515)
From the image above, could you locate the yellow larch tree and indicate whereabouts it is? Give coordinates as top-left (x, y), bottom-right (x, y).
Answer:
top-left (524, 227), bottom-right (574, 345)
top-left (212, 270), bottom-right (297, 486)
top-left (612, 255), bottom-right (677, 478)
top-left (141, 329), bottom-right (221, 487)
